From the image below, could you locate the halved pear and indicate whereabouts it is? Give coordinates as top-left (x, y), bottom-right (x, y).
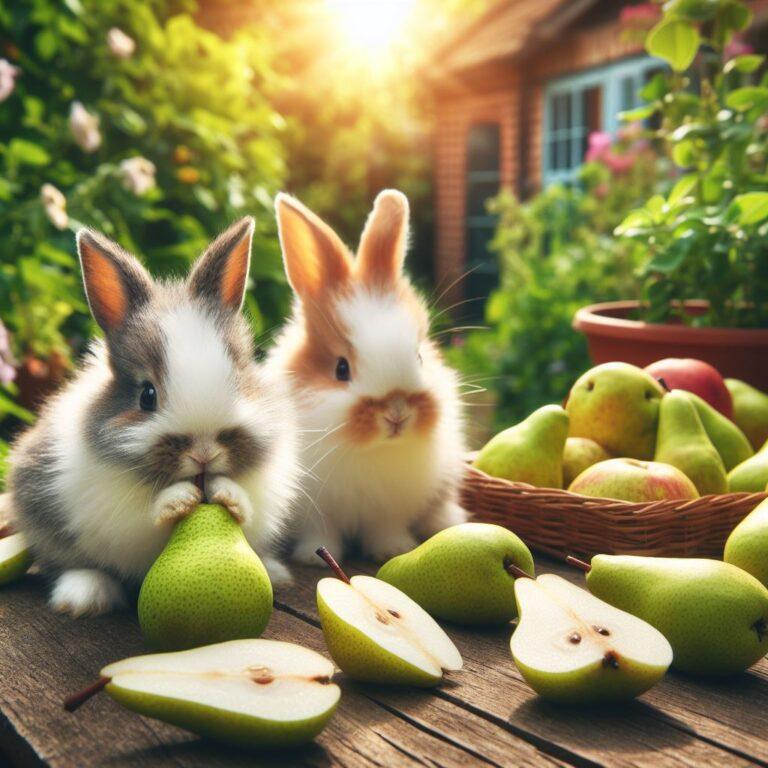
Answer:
top-left (317, 575), bottom-right (462, 686)
top-left (101, 640), bottom-right (340, 748)
top-left (0, 532), bottom-right (32, 585)
top-left (511, 574), bottom-right (672, 703)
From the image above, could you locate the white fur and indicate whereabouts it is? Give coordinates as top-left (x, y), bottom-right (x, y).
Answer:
top-left (40, 302), bottom-right (298, 606)
top-left (50, 569), bottom-right (125, 617)
top-left (270, 286), bottom-right (467, 564)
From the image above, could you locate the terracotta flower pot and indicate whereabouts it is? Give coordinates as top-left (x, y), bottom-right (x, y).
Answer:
top-left (573, 300), bottom-right (768, 391)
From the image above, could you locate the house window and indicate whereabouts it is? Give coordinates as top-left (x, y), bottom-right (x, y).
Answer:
top-left (542, 56), bottom-right (662, 186)
top-left (465, 123), bottom-right (501, 312)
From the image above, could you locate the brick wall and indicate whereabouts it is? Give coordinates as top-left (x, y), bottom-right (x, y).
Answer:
top-left (433, 83), bottom-right (519, 301)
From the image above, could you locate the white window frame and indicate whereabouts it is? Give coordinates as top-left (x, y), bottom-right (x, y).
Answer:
top-left (542, 55), bottom-right (662, 187)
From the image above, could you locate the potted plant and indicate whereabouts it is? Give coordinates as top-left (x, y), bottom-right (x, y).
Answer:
top-left (574, 0), bottom-right (768, 388)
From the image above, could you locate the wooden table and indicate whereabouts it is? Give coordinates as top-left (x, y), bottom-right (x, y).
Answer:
top-left (1, 556), bottom-right (767, 767)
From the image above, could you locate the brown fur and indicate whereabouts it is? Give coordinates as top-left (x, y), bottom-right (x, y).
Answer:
top-left (344, 388), bottom-right (440, 444)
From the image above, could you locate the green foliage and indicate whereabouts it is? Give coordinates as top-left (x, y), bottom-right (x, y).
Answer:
top-left (448, 151), bottom-right (664, 430)
top-left (617, 0), bottom-right (768, 327)
top-left (0, 0), bottom-right (290, 373)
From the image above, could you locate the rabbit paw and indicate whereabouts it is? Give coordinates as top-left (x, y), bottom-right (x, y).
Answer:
top-left (416, 501), bottom-right (468, 538)
top-left (362, 529), bottom-right (418, 563)
top-left (208, 476), bottom-right (253, 526)
top-left (262, 556), bottom-right (293, 586)
top-left (151, 481), bottom-right (202, 526)
top-left (50, 569), bottom-right (125, 618)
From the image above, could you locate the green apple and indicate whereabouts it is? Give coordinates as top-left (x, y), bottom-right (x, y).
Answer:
top-left (568, 458), bottom-right (698, 502)
top-left (512, 574), bottom-right (672, 702)
top-left (316, 549), bottom-right (461, 686)
top-left (65, 640), bottom-right (340, 748)
top-left (377, 523), bottom-right (535, 625)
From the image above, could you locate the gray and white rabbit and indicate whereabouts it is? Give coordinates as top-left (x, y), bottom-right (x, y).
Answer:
top-left (5, 218), bottom-right (299, 616)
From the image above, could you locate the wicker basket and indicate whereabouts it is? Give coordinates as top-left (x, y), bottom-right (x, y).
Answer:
top-left (461, 460), bottom-right (768, 559)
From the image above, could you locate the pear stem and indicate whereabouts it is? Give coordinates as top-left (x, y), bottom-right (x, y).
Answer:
top-left (193, 472), bottom-right (206, 502)
top-left (315, 547), bottom-right (350, 583)
top-left (505, 561), bottom-right (531, 579)
top-left (63, 676), bottom-right (110, 712)
top-left (656, 376), bottom-right (671, 392)
top-left (565, 555), bottom-right (592, 573)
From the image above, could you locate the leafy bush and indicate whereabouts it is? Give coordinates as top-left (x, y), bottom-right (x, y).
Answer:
top-left (617, 0), bottom-right (768, 327)
top-left (0, 0), bottom-right (290, 374)
top-left (448, 138), bottom-right (667, 432)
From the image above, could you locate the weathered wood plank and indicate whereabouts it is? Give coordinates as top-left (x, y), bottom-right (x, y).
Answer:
top-left (277, 558), bottom-right (767, 767)
top-left (0, 574), bottom-right (561, 768)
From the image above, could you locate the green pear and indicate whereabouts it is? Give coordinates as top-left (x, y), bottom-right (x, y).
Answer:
top-left (583, 554), bottom-right (768, 676)
top-left (66, 640), bottom-right (340, 748)
top-left (473, 404), bottom-right (569, 488)
top-left (728, 438), bottom-right (768, 492)
top-left (724, 498), bottom-right (768, 587)
top-left (0, 532), bottom-right (32, 586)
top-left (680, 390), bottom-right (753, 471)
top-left (138, 504), bottom-right (273, 651)
top-left (726, 378), bottom-right (768, 451)
top-left (562, 437), bottom-right (612, 488)
top-left (511, 574), bottom-right (672, 703)
top-left (377, 523), bottom-right (534, 626)
top-left (654, 390), bottom-right (727, 495)
top-left (566, 363), bottom-right (665, 460)
top-left (316, 550), bottom-right (462, 686)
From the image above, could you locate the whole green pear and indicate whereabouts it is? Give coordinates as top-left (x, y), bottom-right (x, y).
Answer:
top-left (681, 391), bottom-right (753, 471)
top-left (654, 390), bottom-right (727, 495)
top-left (728, 438), bottom-right (768, 493)
top-left (566, 363), bottom-right (665, 460)
top-left (138, 504), bottom-right (273, 650)
top-left (724, 498), bottom-right (768, 587)
top-left (726, 378), bottom-right (768, 451)
top-left (473, 405), bottom-right (568, 488)
top-left (377, 523), bottom-right (535, 625)
top-left (585, 554), bottom-right (768, 676)
top-left (562, 437), bottom-right (612, 488)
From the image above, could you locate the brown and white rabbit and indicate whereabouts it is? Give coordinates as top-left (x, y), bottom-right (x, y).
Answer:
top-left (5, 218), bottom-right (298, 616)
top-left (268, 190), bottom-right (467, 564)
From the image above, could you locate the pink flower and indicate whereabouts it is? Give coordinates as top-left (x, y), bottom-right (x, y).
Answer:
top-left (0, 58), bottom-right (20, 102)
top-left (69, 101), bottom-right (101, 153)
top-left (603, 153), bottom-right (637, 173)
top-left (107, 28), bottom-right (135, 59)
top-left (0, 321), bottom-right (16, 386)
top-left (585, 132), bottom-right (612, 163)
top-left (120, 157), bottom-right (156, 195)
top-left (620, 4), bottom-right (660, 25)
top-left (724, 35), bottom-right (754, 60)
top-left (40, 184), bottom-right (68, 230)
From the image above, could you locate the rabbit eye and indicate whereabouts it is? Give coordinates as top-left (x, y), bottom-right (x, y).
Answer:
top-left (139, 381), bottom-right (157, 412)
top-left (335, 357), bottom-right (351, 382)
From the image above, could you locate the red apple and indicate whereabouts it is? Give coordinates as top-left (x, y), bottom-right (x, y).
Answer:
top-left (568, 458), bottom-right (699, 502)
top-left (645, 358), bottom-right (733, 418)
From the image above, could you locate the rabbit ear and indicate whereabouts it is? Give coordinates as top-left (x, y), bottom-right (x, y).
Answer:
top-left (275, 193), bottom-right (352, 300)
top-left (189, 217), bottom-right (254, 312)
top-left (357, 189), bottom-right (409, 287)
top-left (77, 229), bottom-right (153, 333)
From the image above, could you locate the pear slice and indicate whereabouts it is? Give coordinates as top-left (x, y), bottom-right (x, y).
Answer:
top-left (0, 532), bottom-right (32, 585)
top-left (68, 640), bottom-right (340, 748)
top-left (511, 574), bottom-right (672, 703)
top-left (317, 568), bottom-right (462, 687)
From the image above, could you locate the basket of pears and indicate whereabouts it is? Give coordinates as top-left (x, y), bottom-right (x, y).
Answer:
top-left (463, 358), bottom-right (768, 558)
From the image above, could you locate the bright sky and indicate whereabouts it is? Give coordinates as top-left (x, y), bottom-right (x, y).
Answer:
top-left (326, 0), bottom-right (416, 55)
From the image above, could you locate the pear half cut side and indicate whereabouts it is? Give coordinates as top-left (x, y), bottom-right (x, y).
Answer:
top-left (512, 574), bottom-right (672, 703)
top-left (102, 640), bottom-right (340, 748)
top-left (317, 575), bottom-right (462, 687)
top-left (0, 532), bottom-right (32, 585)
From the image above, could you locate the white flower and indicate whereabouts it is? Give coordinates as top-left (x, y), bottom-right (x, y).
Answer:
top-left (69, 101), bottom-right (101, 153)
top-left (40, 183), bottom-right (69, 230)
top-left (120, 157), bottom-right (156, 195)
top-left (107, 28), bottom-right (135, 59)
top-left (0, 59), bottom-right (20, 102)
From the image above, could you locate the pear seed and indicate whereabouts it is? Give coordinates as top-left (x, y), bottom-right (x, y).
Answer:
top-left (593, 625), bottom-right (610, 636)
top-left (387, 609), bottom-right (401, 619)
top-left (567, 632), bottom-right (582, 644)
